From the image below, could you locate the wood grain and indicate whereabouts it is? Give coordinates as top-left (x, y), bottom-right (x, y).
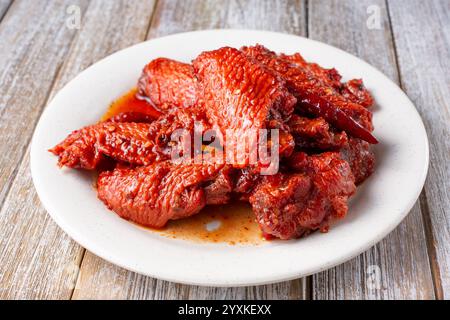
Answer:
top-left (0, 0), bottom-right (90, 299)
top-left (72, 254), bottom-right (307, 300)
top-left (0, 0), bottom-right (447, 300)
top-left (309, 0), bottom-right (435, 300)
top-left (388, 0), bottom-right (450, 299)
top-left (0, 0), bottom-right (88, 210)
top-left (149, 0), bottom-right (306, 38)
top-left (0, 0), bottom-right (156, 299)
top-left (73, 0), bottom-right (310, 300)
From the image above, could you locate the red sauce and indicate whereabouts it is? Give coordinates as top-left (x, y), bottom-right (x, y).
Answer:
top-left (103, 89), bottom-right (263, 245)
top-left (101, 88), bottom-right (161, 121)
top-left (158, 202), bottom-right (264, 245)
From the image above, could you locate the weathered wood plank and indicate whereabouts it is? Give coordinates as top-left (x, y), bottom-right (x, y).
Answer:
top-left (388, 0), bottom-right (450, 299)
top-left (0, 0), bottom-right (91, 299)
top-left (0, 0), bottom-right (89, 210)
top-left (72, 254), bottom-right (307, 300)
top-left (309, 0), bottom-right (434, 299)
top-left (73, 0), bottom-right (309, 300)
top-left (0, 0), bottom-right (156, 299)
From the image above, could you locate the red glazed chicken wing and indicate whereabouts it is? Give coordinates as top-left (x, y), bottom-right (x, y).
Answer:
top-left (193, 47), bottom-right (297, 167)
top-left (50, 108), bottom-right (209, 169)
top-left (249, 152), bottom-right (356, 239)
top-left (241, 45), bottom-right (377, 144)
top-left (281, 52), bottom-right (373, 108)
top-left (288, 114), bottom-right (348, 151)
top-left (97, 159), bottom-right (231, 228)
top-left (340, 137), bottom-right (375, 184)
top-left (50, 122), bottom-right (158, 169)
top-left (138, 58), bottom-right (198, 111)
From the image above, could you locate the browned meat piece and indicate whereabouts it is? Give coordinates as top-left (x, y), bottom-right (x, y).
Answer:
top-left (264, 119), bottom-right (296, 159)
top-left (285, 151), bottom-right (310, 172)
top-left (97, 159), bottom-right (231, 228)
top-left (340, 79), bottom-right (374, 108)
top-left (250, 173), bottom-right (312, 239)
top-left (204, 166), bottom-right (235, 205)
top-left (340, 137), bottom-right (375, 184)
top-left (287, 137), bottom-right (375, 185)
top-left (281, 52), bottom-right (373, 108)
top-left (193, 47), bottom-right (297, 167)
top-left (249, 152), bottom-right (356, 239)
top-left (281, 52), bottom-right (343, 89)
top-left (146, 107), bottom-right (210, 160)
top-left (50, 108), bottom-right (209, 170)
top-left (50, 122), bottom-right (157, 169)
top-left (241, 45), bottom-right (377, 144)
top-left (288, 114), bottom-right (348, 150)
top-left (233, 167), bottom-right (262, 201)
top-left (138, 58), bottom-right (198, 111)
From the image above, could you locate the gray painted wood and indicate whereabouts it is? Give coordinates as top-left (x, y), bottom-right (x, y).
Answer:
top-left (0, 0), bottom-right (90, 299)
top-left (388, 0), bottom-right (450, 299)
top-left (309, 0), bottom-right (434, 300)
top-left (72, 253), bottom-right (308, 299)
top-left (0, 0), bottom-right (89, 212)
top-left (0, 0), bottom-right (156, 299)
top-left (149, 0), bottom-right (306, 38)
top-left (0, 0), bottom-right (447, 300)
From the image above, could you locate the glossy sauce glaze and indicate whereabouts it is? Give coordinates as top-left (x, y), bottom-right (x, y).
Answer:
top-left (103, 88), bottom-right (264, 245)
top-left (101, 88), bottom-right (161, 121)
top-left (159, 202), bottom-right (263, 245)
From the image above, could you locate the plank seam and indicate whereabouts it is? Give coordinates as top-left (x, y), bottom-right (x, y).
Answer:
top-left (305, 0), bottom-right (309, 38)
top-left (419, 191), bottom-right (443, 299)
top-left (69, 248), bottom-right (86, 300)
top-left (386, 0), bottom-right (439, 300)
top-left (144, 0), bottom-right (159, 39)
top-left (0, 0), bottom-right (14, 24)
top-left (385, 0), bottom-right (403, 87)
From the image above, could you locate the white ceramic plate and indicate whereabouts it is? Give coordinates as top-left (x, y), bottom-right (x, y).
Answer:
top-left (30, 30), bottom-right (429, 287)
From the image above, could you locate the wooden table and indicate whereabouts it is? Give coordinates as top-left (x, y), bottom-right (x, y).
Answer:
top-left (0, 0), bottom-right (448, 300)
